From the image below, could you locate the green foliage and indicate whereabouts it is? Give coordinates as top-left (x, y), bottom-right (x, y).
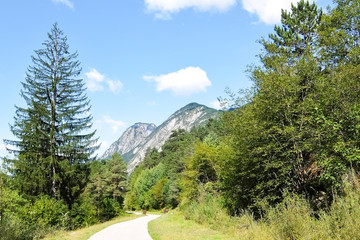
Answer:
top-left (3, 1), bottom-right (360, 238)
top-left (70, 198), bottom-right (98, 228)
top-left (125, 129), bottom-right (197, 210)
top-left (100, 198), bottom-right (122, 221)
top-left (0, 172), bottom-right (33, 240)
top-left (269, 0), bottom-right (322, 56)
top-left (264, 194), bottom-right (315, 239)
top-left (4, 23), bottom-right (99, 208)
top-left (181, 140), bottom-right (224, 205)
top-left (107, 152), bottom-right (127, 203)
top-left (0, 214), bottom-right (33, 240)
top-left (19, 195), bottom-right (68, 229)
top-left (216, 0), bottom-right (360, 215)
top-left (315, 178), bottom-right (360, 239)
top-left (134, 163), bottom-right (167, 209)
top-left (179, 178), bottom-right (360, 240)
top-left (182, 188), bottom-right (232, 230)
top-left (82, 153), bottom-right (127, 221)
top-left (0, 193), bottom-right (69, 240)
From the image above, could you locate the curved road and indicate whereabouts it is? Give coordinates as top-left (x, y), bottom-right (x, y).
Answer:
top-left (88, 214), bottom-right (161, 240)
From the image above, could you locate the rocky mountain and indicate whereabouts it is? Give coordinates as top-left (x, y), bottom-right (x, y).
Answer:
top-left (100, 123), bottom-right (156, 160)
top-left (101, 103), bottom-right (219, 172)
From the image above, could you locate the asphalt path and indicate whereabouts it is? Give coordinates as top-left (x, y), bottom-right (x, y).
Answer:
top-left (88, 214), bottom-right (161, 240)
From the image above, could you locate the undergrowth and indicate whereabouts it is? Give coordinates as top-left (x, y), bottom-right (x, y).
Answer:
top-left (180, 179), bottom-right (360, 240)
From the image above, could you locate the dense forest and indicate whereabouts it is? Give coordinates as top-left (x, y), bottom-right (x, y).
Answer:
top-left (2, 0), bottom-right (360, 239)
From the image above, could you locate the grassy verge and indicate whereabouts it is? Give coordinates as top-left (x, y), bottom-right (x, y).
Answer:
top-left (42, 213), bottom-right (143, 240)
top-left (148, 212), bottom-right (238, 240)
top-left (178, 182), bottom-right (360, 240)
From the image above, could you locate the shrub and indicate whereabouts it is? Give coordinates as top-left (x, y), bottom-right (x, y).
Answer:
top-left (19, 195), bottom-right (68, 229)
top-left (101, 198), bottom-right (122, 221)
top-left (264, 194), bottom-right (316, 239)
top-left (70, 198), bottom-right (98, 228)
top-left (315, 179), bottom-right (360, 239)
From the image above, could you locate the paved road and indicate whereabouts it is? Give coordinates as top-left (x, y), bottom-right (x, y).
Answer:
top-left (88, 214), bottom-right (161, 240)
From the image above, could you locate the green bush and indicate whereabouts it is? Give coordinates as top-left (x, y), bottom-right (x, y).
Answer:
top-left (0, 196), bottom-right (67, 240)
top-left (70, 198), bottom-right (98, 228)
top-left (101, 198), bottom-right (122, 220)
top-left (19, 195), bottom-right (68, 229)
top-left (0, 213), bottom-right (32, 240)
top-left (182, 187), bottom-right (233, 231)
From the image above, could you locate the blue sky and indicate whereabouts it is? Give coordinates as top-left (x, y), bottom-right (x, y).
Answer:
top-left (0, 0), bottom-right (332, 158)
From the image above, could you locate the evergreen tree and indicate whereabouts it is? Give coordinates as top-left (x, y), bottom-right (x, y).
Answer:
top-left (5, 23), bottom-right (98, 207)
top-left (267, 0), bottom-right (322, 57)
top-left (85, 161), bottom-right (108, 218)
top-left (107, 152), bottom-right (127, 203)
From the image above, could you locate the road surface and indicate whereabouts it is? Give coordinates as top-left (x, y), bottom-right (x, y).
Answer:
top-left (88, 214), bottom-right (161, 240)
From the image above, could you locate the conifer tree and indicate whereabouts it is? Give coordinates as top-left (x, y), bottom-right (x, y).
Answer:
top-left (107, 152), bottom-right (127, 202)
top-left (268, 0), bottom-right (322, 57)
top-left (5, 23), bottom-right (98, 207)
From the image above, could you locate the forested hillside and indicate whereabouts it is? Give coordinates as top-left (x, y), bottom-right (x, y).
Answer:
top-left (1, 0), bottom-right (360, 239)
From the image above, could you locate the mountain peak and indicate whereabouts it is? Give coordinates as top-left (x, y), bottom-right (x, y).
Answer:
top-left (100, 122), bottom-right (156, 160)
top-left (101, 102), bottom-right (220, 172)
top-left (176, 102), bottom-right (206, 112)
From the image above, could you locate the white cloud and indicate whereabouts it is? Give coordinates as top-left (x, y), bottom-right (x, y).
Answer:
top-left (145, 0), bottom-right (236, 19)
top-left (241, 0), bottom-right (313, 25)
top-left (52, 0), bottom-right (74, 10)
top-left (107, 80), bottom-right (123, 94)
top-left (85, 68), bottom-right (105, 92)
top-left (101, 116), bottom-right (126, 133)
top-left (85, 69), bottom-right (123, 94)
top-left (144, 67), bottom-right (212, 96)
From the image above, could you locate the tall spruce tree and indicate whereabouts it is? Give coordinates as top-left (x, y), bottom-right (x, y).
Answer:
top-left (5, 23), bottom-right (98, 207)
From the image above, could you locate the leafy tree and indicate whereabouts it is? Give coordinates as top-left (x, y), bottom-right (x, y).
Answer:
top-left (219, 0), bottom-right (360, 215)
top-left (219, 1), bottom-right (325, 213)
top-left (124, 163), bottom-right (145, 210)
top-left (319, 0), bottom-right (360, 66)
top-left (314, 0), bottom-right (360, 192)
top-left (134, 163), bottom-right (166, 209)
top-left (181, 140), bottom-right (219, 206)
top-left (4, 23), bottom-right (98, 207)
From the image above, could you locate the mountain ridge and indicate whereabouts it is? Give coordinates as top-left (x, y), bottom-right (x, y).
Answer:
top-left (101, 102), bottom-right (220, 172)
top-left (100, 122), bottom-right (156, 161)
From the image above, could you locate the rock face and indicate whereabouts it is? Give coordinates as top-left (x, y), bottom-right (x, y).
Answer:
top-left (101, 102), bottom-right (219, 172)
top-left (100, 123), bottom-right (156, 160)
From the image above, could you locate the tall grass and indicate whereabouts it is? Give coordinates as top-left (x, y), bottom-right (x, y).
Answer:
top-left (180, 179), bottom-right (360, 240)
